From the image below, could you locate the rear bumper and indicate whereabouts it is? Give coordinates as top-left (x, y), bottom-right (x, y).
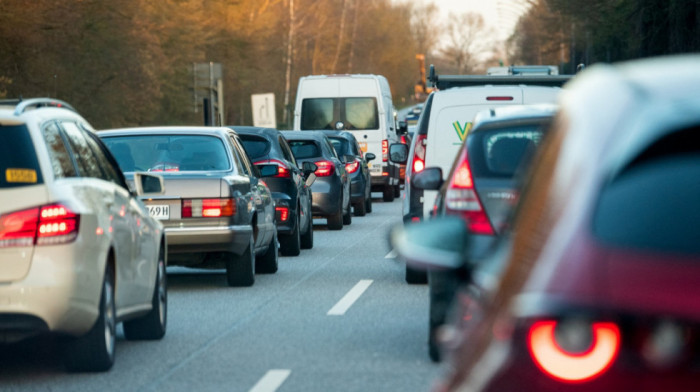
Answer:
top-left (371, 163), bottom-right (398, 189)
top-left (311, 178), bottom-right (342, 216)
top-left (165, 225), bottom-right (253, 256)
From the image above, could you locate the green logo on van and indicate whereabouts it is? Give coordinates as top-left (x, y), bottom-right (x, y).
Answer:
top-left (453, 121), bottom-right (472, 142)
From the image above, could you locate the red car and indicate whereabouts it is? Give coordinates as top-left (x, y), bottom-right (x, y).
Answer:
top-left (395, 54), bottom-right (700, 391)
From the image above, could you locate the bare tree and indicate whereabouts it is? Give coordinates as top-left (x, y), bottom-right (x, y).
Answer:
top-left (440, 12), bottom-right (496, 74)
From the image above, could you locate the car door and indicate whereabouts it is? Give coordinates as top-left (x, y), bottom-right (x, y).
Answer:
top-left (279, 135), bottom-right (310, 229)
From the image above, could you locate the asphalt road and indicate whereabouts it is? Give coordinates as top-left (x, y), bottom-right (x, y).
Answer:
top-left (0, 194), bottom-right (443, 392)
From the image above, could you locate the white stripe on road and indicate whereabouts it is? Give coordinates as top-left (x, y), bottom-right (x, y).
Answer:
top-left (249, 369), bottom-right (291, 392)
top-left (327, 279), bottom-right (373, 316)
top-left (385, 250), bottom-right (397, 259)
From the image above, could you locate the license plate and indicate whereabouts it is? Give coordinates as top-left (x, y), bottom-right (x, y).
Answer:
top-left (359, 142), bottom-right (368, 152)
top-left (147, 205), bottom-right (170, 220)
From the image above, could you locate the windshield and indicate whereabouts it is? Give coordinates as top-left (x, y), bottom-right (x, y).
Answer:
top-left (101, 134), bottom-right (231, 172)
top-left (468, 125), bottom-right (544, 178)
top-left (0, 125), bottom-right (44, 188)
top-left (300, 97), bottom-right (378, 130)
top-left (288, 140), bottom-right (321, 159)
top-left (239, 135), bottom-right (271, 160)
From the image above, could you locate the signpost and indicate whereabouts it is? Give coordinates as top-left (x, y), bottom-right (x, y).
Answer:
top-left (251, 93), bottom-right (277, 128)
top-left (193, 62), bottom-right (223, 125)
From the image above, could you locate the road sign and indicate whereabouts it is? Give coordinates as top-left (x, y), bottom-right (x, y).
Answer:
top-left (251, 93), bottom-right (276, 128)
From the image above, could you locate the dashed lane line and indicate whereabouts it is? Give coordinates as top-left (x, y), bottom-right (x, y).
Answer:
top-left (327, 279), bottom-right (373, 316)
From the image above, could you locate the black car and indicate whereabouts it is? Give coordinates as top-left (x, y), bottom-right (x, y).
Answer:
top-left (321, 130), bottom-right (375, 216)
top-left (232, 126), bottom-right (315, 256)
top-left (283, 131), bottom-right (352, 230)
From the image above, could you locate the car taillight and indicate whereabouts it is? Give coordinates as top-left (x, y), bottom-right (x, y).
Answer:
top-left (400, 135), bottom-right (407, 144)
top-left (314, 160), bottom-right (335, 177)
top-left (528, 320), bottom-right (620, 383)
top-left (382, 139), bottom-right (388, 162)
top-left (412, 134), bottom-right (427, 173)
top-left (182, 199), bottom-right (235, 218)
top-left (275, 206), bottom-right (290, 222)
top-left (345, 159), bottom-right (360, 174)
top-left (254, 159), bottom-right (291, 178)
top-left (0, 203), bottom-right (79, 248)
top-left (486, 96), bottom-right (514, 101)
top-left (445, 148), bottom-right (494, 235)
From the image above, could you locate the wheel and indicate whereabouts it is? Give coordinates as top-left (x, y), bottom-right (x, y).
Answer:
top-left (405, 264), bottom-right (428, 284)
top-left (342, 200), bottom-right (352, 225)
top-left (366, 194), bottom-right (372, 213)
top-left (394, 184), bottom-right (401, 198)
top-left (256, 230), bottom-right (278, 274)
top-left (300, 215), bottom-right (313, 249)
top-left (279, 215), bottom-right (301, 256)
top-left (225, 233), bottom-right (255, 287)
top-left (353, 197), bottom-right (366, 217)
top-left (382, 185), bottom-right (395, 202)
top-left (64, 265), bottom-right (116, 372)
top-left (123, 247), bottom-right (167, 340)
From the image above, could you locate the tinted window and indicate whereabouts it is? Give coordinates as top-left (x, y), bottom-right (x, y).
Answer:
top-left (468, 125), bottom-right (544, 178)
top-left (288, 140), bottom-right (321, 159)
top-left (83, 132), bottom-right (123, 185)
top-left (239, 135), bottom-right (271, 160)
top-left (279, 137), bottom-right (297, 166)
top-left (0, 124), bottom-right (44, 188)
top-left (102, 134), bottom-right (231, 172)
top-left (301, 97), bottom-right (378, 130)
top-left (62, 122), bottom-right (103, 178)
top-left (42, 122), bottom-right (77, 178)
top-left (328, 137), bottom-right (349, 156)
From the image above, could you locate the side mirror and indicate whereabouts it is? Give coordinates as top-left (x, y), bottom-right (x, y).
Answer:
top-left (256, 164), bottom-right (279, 178)
top-left (389, 143), bottom-right (408, 164)
top-left (301, 161), bottom-right (318, 177)
top-left (305, 172), bottom-right (317, 187)
top-left (365, 152), bottom-right (376, 162)
top-left (398, 120), bottom-right (408, 135)
top-left (412, 167), bottom-right (443, 190)
top-left (133, 172), bottom-right (165, 196)
top-left (390, 216), bottom-right (469, 271)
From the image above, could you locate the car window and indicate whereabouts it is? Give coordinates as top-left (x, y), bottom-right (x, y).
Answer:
top-left (300, 97), bottom-right (378, 130)
top-left (102, 134), bottom-right (231, 172)
top-left (0, 124), bottom-right (44, 188)
top-left (324, 138), bottom-right (338, 158)
top-left (231, 135), bottom-right (255, 176)
top-left (42, 121), bottom-right (77, 179)
top-left (328, 137), bottom-right (349, 156)
top-left (61, 121), bottom-right (103, 178)
top-left (83, 131), bottom-right (125, 186)
top-left (288, 140), bottom-right (321, 159)
top-left (279, 136), bottom-right (298, 166)
top-left (468, 125), bottom-right (544, 178)
top-left (239, 135), bottom-right (271, 160)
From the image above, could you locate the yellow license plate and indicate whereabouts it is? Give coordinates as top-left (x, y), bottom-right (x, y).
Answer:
top-left (359, 142), bottom-right (368, 152)
top-left (6, 168), bottom-right (37, 183)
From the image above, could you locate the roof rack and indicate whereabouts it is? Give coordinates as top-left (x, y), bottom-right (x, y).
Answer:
top-left (9, 98), bottom-right (77, 115)
top-left (428, 65), bottom-right (573, 90)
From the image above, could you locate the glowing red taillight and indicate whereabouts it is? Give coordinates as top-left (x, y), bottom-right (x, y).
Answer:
top-left (382, 139), bottom-right (388, 162)
top-left (255, 159), bottom-right (291, 178)
top-left (0, 204), bottom-right (79, 248)
top-left (182, 199), bottom-right (235, 218)
top-left (400, 135), bottom-right (407, 144)
top-left (486, 96), bottom-right (514, 101)
top-left (412, 134), bottom-right (427, 173)
top-left (445, 148), bottom-right (494, 235)
top-left (345, 159), bottom-right (360, 174)
top-left (275, 206), bottom-right (290, 222)
top-left (314, 160), bottom-right (335, 177)
top-left (528, 320), bottom-right (620, 383)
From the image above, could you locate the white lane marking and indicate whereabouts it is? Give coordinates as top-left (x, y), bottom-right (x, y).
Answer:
top-left (385, 250), bottom-right (397, 259)
top-left (249, 369), bottom-right (292, 392)
top-left (327, 279), bottom-right (373, 316)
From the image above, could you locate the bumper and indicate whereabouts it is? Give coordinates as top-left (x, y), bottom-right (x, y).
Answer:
top-left (311, 178), bottom-right (342, 216)
top-left (165, 225), bottom-right (253, 256)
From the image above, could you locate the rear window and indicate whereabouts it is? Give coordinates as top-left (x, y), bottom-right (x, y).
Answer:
top-left (102, 134), bottom-right (231, 172)
top-left (239, 135), bottom-right (271, 160)
top-left (328, 137), bottom-right (349, 156)
top-left (593, 127), bottom-right (700, 255)
top-left (468, 125), bottom-right (544, 178)
top-left (288, 140), bottom-right (321, 159)
top-left (301, 97), bottom-right (378, 130)
top-left (0, 125), bottom-right (44, 188)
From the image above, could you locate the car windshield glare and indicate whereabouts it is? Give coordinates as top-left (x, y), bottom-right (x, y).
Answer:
top-left (102, 134), bottom-right (231, 172)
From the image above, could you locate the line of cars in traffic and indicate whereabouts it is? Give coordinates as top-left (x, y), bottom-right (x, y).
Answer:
top-left (391, 55), bottom-right (700, 391)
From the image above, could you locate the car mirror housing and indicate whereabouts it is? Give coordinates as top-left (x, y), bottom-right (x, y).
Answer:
top-left (398, 120), bottom-right (408, 135)
top-left (133, 172), bottom-right (165, 196)
top-left (301, 161), bottom-right (318, 177)
top-left (412, 167), bottom-right (443, 190)
top-left (389, 143), bottom-right (408, 164)
top-left (390, 216), bottom-right (469, 271)
top-left (365, 152), bottom-right (376, 162)
top-left (256, 164), bottom-right (279, 178)
top-left (344, 155), bottom-right (355, 164)
top-left (305, 172), bottom-right (317, 187)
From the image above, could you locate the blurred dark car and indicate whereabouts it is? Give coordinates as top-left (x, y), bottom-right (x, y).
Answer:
top-left (395, 55), bottom-right (700, 391)
top-left (231, 126), bottom-right (315, 256)
top-left (321, 130), bottom-right (375, 216)
top-left (283, 131), bottom-right (352, 230)
top-left (101, 127), bottom-right (279, 287)
top-left (408, 104), bottom-right (557, 361)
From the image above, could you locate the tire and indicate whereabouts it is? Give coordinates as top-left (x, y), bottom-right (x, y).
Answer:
top-left (366, 194), bottom-right (372, 213)
top-left (279, 215), bottom-right (301, 256)
top-left (383, 185), bottom-right (395, 202)
top-left (123, 247), bottom-right (167, 340)
top-left (342, 200), bottom-right (352, 225)
top-left (327, 207), bottom-right (343, 230)
top-left (405, 264), bottom-right (428, 284)
top-left (225, 233), bottom-right (255, 287)
top-left (256, 230), bottom-right (278, 274)
top-left (394, 184), bottom-right (401, 198)
top-left (300, 216), bottom-right (313, 249)
top-left (64, 265), bottom-right (116, 372)
top-left (353, 198), bottom-right (367, 217)
top-left (429, 328), bottom-right (442, 363)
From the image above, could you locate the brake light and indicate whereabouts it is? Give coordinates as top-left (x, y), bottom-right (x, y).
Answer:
top-left (412, 134), bottom-right (427, 173)
top-left (445, 148), bottom-right (494, 235)
top-left (400, 135), bottom-right (407, 144)
top-left (182, 199), bottom-right (235, 218)
top-left (314, 160), bottom-right (335, 177)
top-left (275, 206), bottom-right (290, 222)
top-left (254, 159), bottom-right (291, 178)
top-left (345, 159), bottom-right (360, 174)
top-left (486, 96), bottom-right (514, 101)
top-left (528, 320), bottom-right (620, 383)
top-left (382, 139), bottom-right (388, 162)
top-left (0, 203), bottom-right (79, 247)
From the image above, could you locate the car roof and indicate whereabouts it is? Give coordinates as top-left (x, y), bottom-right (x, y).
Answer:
top-left (99, 126), bottom-right (234, 138)
top-left (282, 130), bottom-right (329, 142)
top-left (318, 130), bottom-right (356, 141)
top-left (228, 126), bottom-right (280, 139)
top-left (472, 104), bottom-right (558, 130)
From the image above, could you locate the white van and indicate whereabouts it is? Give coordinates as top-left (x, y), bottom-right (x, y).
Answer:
top-left (293, 74), bottom-right (401, 201)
